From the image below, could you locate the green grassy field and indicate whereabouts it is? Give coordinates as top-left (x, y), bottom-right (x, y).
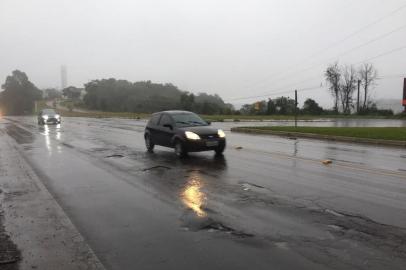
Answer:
top-left (54, 110), bottom-right (404, 121)
top-left (241, 126), bottom-right (406, 141)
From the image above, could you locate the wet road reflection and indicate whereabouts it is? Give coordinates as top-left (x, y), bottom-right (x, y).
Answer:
top-left (181, 171), bottom-right (207, 217)
top-left (38, 124), bottom-right (62, 155)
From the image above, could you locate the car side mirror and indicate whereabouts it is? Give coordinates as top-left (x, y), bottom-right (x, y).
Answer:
top-left (163, 124), bottom-right (173, 130)
top-left (206, 121), bottom-right (211, 125)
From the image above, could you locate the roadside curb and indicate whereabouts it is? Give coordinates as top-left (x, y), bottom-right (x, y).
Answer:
top-left (231, 127), bottom-right (406, 147)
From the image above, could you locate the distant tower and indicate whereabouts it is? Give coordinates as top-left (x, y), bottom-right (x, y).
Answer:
top-left (61, 65), bottom-right (67, 90)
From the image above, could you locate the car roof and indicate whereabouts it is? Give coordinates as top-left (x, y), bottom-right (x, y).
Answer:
top-left (153, 110), bottom-right (195, 115)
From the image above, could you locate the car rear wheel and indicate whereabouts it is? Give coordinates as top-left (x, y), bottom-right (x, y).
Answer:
top-left (145, 134), bottom-right (155, 152)
top-left (174, 140), bottom-right (187, 157)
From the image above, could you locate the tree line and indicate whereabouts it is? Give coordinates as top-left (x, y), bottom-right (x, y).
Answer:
top-left (239, 62), bottom-right (395, 116)
top-left (82, 79), bottom-right (233, 114)
top-left (240, 96), bottom-right (324, 116)
top-left (0, 68), bottom-right (398, 116)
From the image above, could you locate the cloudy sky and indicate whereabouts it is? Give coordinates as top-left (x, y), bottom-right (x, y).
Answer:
top-left (1, 0), bottom-right (405, 108)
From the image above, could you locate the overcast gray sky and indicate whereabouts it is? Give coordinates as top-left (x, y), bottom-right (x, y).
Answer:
top-left (1, 0), bottom-right (405, 108)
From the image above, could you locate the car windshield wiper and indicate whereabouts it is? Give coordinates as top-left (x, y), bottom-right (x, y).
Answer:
top-left (189, 121), bottom-right (206, 126)
top-left (176, 121), bottom-right (190, 126)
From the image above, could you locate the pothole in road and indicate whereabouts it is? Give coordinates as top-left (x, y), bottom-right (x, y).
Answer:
top-left (142, 165), bottom-right (171, 171)
top-left (327, 224), bottom-right (345, 231)
top-left (61, 142), bottom-right (74, 149)
top-left (181, 212), bottom-right (254, 238)
top-left (325, 209), bottom-right (344, 217)
top-left (5, 191), bottom-right (28, 197)
top-left (241, 182), bottom-right (265, 191)
top-left (104, 154), bottom-right (124, 158)
top-left (90, 147), bottom-right (110, 152)
top-left (203, 221), bottom-right (254, 238)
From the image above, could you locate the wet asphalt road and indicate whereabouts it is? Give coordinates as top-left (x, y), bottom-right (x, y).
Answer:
top-left (1, 116), bottom-right (406, 270)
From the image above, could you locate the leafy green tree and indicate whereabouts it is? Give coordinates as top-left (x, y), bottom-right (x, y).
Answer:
top-left (301, 98), bottom-right (323, 115)
top-left (62, 86), bottom-right (82, 99)
top-left (180, 92), bottom-right (195, 110)
top-left (267, 99), bottom-right (276, 114)
top-left (0, 70), bottom-right (42, 115)
top-left (239, 104), bottom-right (254, 115)
top-left (274, 96), bottom-right (296, 114)
top-left (43, 88), bottom-right (62, 99)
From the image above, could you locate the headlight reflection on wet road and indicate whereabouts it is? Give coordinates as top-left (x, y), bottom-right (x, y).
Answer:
top-left (181, 171), bottom-right (207, 217)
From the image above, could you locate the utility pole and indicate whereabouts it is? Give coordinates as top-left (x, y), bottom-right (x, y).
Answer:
top-left (294, 90), bottom-right (298, 128)
top-left (403, 78), bottom-right (406, 113)
top-left (357, 79), bottom-right (361, 114)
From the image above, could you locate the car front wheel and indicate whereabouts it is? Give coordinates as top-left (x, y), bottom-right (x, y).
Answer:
top-left (174, 140), bottom-right (187, 157)
top-left (145, 134), bottom-right (155, 152)
top-left (215, 145), bottom-right (225, 156)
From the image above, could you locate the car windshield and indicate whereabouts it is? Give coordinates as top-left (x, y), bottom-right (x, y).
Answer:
top-left (172, 113), bottom-right (207, 127)
top-left (42, 109), bottom-right (56, 115)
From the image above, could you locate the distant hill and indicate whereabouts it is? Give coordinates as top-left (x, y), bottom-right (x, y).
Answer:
top-left (375, 99), bottom-right (404, 114)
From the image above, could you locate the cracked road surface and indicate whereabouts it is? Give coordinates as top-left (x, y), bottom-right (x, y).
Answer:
top-left (1, 116), bottom-right (406, 270)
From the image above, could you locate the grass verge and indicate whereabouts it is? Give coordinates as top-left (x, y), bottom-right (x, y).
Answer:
top-left (231, 126), bottom-right (406, 145)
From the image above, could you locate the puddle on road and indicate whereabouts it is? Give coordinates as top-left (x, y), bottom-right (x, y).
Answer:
top-left (181, 173), bottom-right (206, 217)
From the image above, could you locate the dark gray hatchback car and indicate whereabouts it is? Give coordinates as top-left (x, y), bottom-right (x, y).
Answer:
top-left (144, 111), bottom-right (226, 157)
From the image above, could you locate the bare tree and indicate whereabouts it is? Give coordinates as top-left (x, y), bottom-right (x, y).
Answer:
top-left (325, 62), bottom-right (341, 113)
top-left (339, 65), bottom-right (357, 114)
top-left (358, 63), bottom-right (378, 110)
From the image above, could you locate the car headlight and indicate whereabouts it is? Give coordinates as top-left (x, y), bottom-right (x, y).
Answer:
top-left (55, 114), bottom-right (60, 119)
top-left (42, 115), bottom-right (49, 120)
top-left (218, 129), bottom-right (226, 138)
top-left (185, 131), bottom-right (201, 140)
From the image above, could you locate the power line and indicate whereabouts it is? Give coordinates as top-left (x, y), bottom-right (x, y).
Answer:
top-left (377, 74), bottom-right (406, 80)
top-left (226, 75), bottom-right (321, 101)
top-left (238, 2), bottom-right (406, 91)
top-left (241, 23), bottom-right (406, 96)
top-left (354, 44), bottom-right (406, 65)
top-left (227, 44), bottom-right (406, 102)
top-left (226, 84), bottom-right (323, 102)
top-left (308, 3), bottom-right (406, 57)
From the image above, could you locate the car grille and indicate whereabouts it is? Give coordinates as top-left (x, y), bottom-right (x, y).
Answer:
top-left (200, 134), bottom-right (219, 139)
